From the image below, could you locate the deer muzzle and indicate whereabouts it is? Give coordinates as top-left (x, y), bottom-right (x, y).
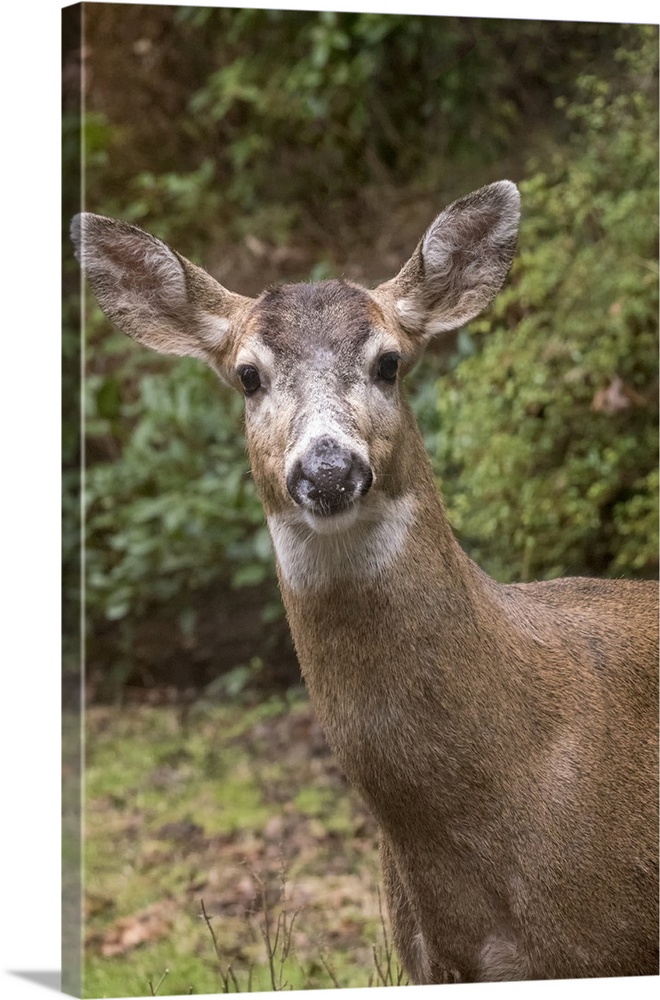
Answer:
top-left (286, 435), bottom-right (373, 517)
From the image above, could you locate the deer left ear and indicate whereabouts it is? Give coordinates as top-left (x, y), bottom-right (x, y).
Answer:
top-left (71, 213), bottom-right (253, 375)
top-left (374, 181), bottom-right (520, 342)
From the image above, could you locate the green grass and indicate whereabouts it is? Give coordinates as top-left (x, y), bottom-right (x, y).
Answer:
top-left (81, 695), bottom-right (403, 997)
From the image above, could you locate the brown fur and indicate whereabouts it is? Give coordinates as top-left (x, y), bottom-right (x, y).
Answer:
top-left (72, 181), bottom-right (659, 983)
top-left (280, 460), bottom-right (658, 980)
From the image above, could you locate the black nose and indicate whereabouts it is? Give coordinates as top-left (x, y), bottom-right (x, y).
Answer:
top-left (286, 436), bottom-right (373, 514)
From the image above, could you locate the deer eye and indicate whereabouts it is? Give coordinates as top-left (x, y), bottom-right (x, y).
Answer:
top-left (376, 352), bottom-right (400, 383)
top-left (237, 364), bottom-right (261, 395)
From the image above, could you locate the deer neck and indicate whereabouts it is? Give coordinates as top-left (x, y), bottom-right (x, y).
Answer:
top-left (272, 482), bottom-right (489, 693)
top-left (264, 413), bottom-right (506, 815)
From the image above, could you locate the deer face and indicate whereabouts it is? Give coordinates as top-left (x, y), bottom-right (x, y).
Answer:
top-left (229, 279), bottom-right (417, 534)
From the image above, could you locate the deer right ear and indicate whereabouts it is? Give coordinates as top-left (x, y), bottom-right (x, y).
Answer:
top-left (375, 181), bottom-right (520, 343)
top-left (71, 213), bottom-right (252, 372)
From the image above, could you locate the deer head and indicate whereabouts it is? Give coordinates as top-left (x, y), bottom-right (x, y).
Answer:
top-left (72, 181), bottom-right (519, 547)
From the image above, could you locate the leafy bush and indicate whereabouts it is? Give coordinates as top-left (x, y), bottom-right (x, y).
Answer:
top-left (70, 13), bottom-right (658, 690)
top-left (434, 32), bottom-right (658, 581)
top-left (85, 354), bottom-right (274, 623)
top-left (81, 8), bottom-right (643, 246)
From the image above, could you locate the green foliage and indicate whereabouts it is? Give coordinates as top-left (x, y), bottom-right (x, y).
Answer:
top-left (434, 32), bottom-right (658, 581)
top-left (82, 9), bottom-right (643, 245)
top-left (178, 12), bottom-right (648, 217)
top-left (73, 12), bottom-right (659, 688)
top-left (62, 94), bottom-right (84, 676)
top-left (85, 356), bottom-right (274, 625)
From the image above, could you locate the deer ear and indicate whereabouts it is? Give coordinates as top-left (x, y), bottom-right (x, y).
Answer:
top-left (375, 181), bottom-right (520, 342)
top-left (71, 213), bottom-right (252, 370)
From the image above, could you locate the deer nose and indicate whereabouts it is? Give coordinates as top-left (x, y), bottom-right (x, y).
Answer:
top-left (286, 436), bottom-right (373, 514)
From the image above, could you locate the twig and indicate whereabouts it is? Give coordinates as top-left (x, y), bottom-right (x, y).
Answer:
top-left (254, 873), bottom-right (279, 991)
top-left (228, 965), bottom-right (240, 993)
top-left (280, 905), bottom-right (299, 982)
top-left (148, 968), bottom-right (169, 996)
top-left (199, 899), bottom-right (222, 963)
top-left (377, 886), bottom-right (393, 985)
top-left (372, 942), bottom-right (388, 986)
top-left (318, 952), bottom-right (341, 989)
top-left (200, 898), bottom-right (239, 994)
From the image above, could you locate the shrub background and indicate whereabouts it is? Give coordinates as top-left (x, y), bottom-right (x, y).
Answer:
top-left (63, 9), bottom-right (659, 698)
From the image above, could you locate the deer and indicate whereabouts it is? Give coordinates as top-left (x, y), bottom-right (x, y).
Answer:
top-left (72, 181), bottom-right (659, 983)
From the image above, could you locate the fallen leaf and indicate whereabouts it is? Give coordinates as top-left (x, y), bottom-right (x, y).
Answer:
top-left (98, 900), bottom-right (175, 957)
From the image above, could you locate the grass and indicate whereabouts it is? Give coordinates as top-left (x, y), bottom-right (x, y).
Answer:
top-left (81, 694), bottom-right (405, 997)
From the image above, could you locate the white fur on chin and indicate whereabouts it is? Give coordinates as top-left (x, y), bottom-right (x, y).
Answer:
top-left (268, 492), bottom-right (417, 592)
